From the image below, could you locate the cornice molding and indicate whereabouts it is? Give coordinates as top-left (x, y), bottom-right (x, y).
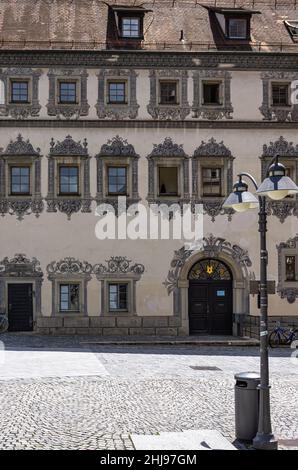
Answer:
top-left (1, 51), bottom-right (298, 70)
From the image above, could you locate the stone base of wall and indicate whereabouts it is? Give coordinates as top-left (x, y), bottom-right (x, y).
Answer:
top-left (36, 315), bottom-right (186, 336)
top-left (243, 315), bottom-right (298, 339)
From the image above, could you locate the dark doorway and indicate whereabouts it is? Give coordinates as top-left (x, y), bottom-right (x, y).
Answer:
top-left (188, 259), bottom-right (233, 335)
top-left (8, 283), bottom-right (33, 332)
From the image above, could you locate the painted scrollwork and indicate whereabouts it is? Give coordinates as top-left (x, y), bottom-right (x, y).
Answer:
top-left (96, 69), bottom-right (139, 119)
top-left (47, 257), bottom-right (92, 277)
top-left (277, 235), bottom-right (298, 304)
top-left (0, 68), bottom-right (41, 119)
top-left (192, 70), bottom-right (233, 120)
top-left (0, 134), bottom-right (44, 220)
top-left (259, 71), bottom-right (298, 122)
top-left (261, 136), bottom-right (298, 223)
top-left (0, 253), bottom-right (42, 276)
top-left (46, 135), bottom-right (92, 219)
top-left (164, 234), bottom-right (252, 294)
top-left (47, 68), bottom-right (89, 119)
top-left (147, 70), bottom-right (190, 120)
top-left (192, 138), bottom-right (234, 221)
top-left (93, 256), bottom-right (145, 278)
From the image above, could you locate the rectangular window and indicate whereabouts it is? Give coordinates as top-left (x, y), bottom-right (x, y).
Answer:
top-left (59, 82), bottom-right (77, 104)
top-left (109, 283), bottom-right (128, 311)
top-left (121, 17), bottom-right (140, 38)
top-left (10, 167), bottom-right (30, 195)
top-left (108, 82), bottom-right (126, 104)
top-left (59, 166), bottom-right (79, 195)
top-left (59, 284), bottom-right (80, 312)
top-left (108, 167), bottom-right (127, 195)
top-left (11, 81), bottom-right (29, 103)
top-left (272, 84), bottom-right (289, 106)
top-left (228, 19), bottom-right (247, 39)
top-left (285, 256), bottom-right (296, 281)
top-left (159, 167), bottom-right (178, 196)
top-left (160, 81), bottom-right (178, 105)
top-left (202, 168), bottom-right (222, 196)
top-left (203, 83), bottom-right (221, 105)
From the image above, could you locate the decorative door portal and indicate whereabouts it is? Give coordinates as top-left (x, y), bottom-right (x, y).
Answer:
top-left (188, 259), bottom-right (233, 335)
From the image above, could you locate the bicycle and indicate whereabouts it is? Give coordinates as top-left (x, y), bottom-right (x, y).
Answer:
top-left (269, 324), bottom-right (298, 348)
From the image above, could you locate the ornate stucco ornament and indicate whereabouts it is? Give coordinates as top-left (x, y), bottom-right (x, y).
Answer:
top-left (93, 256), bottom-right (145, 276)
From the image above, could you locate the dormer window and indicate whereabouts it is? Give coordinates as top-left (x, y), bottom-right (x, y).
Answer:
top-left (228, 18), bottom-right (247, 39)
top-left (285, 20), bottom-right (298, 42)
top-left (121, 17), bottom-right (141, 38)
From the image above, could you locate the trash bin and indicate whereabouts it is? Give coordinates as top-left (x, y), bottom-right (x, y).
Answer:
top-left (235, 371), bottom-right (260, 441)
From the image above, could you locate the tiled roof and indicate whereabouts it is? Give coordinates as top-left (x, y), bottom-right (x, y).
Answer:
top-left (0, 0), bottom-right (297, 51)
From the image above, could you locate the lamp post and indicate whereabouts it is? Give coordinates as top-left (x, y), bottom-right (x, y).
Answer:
top-left (223, 155), bottom-right (298, 450)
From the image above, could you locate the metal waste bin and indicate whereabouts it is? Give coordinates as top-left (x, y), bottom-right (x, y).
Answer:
top-left (235, 371), bottom-right (260, 441)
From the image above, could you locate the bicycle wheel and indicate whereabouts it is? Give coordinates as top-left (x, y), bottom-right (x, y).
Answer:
top-left (292, 330), bottom-right (298, 345)
top-left (269, 331), bottom-right (281, 348)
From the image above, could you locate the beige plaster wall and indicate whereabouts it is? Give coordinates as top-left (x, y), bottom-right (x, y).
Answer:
top-left (0, 126), bottom-right (298, 320)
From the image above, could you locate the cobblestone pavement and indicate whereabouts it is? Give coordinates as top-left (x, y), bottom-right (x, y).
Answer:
top-left (0, 334), bottom-right (297, 450)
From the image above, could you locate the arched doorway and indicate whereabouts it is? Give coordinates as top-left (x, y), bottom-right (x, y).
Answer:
top-left (188, 258), bottom-right (233, 335)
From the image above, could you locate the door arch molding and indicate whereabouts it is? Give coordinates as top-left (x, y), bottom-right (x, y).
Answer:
top-left (164, 234), bottom-right (254, 335)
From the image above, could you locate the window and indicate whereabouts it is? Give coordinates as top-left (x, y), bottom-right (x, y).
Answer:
top-left (286, 256), bottom-right (296, 281)
top-left (158, 167), bottom-right (178, 196)
top-left (203, 83), bottom-right (221, 105)
top-left (160, 81), bottom-right (178, 105)
top-left (11, 81), bottom-right (29, 103)
top-left (228, 19), bottom-right (247, 39)
top-left (59, 284), bottom-right (80, 312)
top-left (10, 167), bottom-right (30, 195)
top-left (59, 82), bottom-right (77, 104)
top-left (202, 168), bottom-right (222, 196)
top-left (108, 167), bottom-right (127, 195)
top-left (121, 17), bottom-right (140, 38)
top-left (108, 283), bottom-right (128, 311)
top-left (272, 83), bottom-right (289, 106)
top-left (108, 82), bottom-right (126, 104)
top-left (59, 166), bottom-right (79, 195)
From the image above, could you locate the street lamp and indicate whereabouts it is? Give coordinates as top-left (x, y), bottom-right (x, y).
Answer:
top-left (223, 154), bottom-right (298, 450)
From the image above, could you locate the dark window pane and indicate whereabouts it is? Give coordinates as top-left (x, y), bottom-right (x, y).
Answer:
top-left (59, 82), bottom-right (77, 103)
top-left (203, 83), bottom-right (220, 104)
top-left (10, 166), bottom-right (30, 194)
top-left (160, 82), bottom-right (178, 105)
top-left (286, 256), bottom-right (296, 281)
top-left (158, 167), bottom-right (178, 195)
top-left (108, 167), bottom-right (127, 194)
top-left (272, 84), bottom-right (289, 106)
top-left (228, 19), bottom-right (247, 39)
top-left (11, 81), bottom-right (29, 102)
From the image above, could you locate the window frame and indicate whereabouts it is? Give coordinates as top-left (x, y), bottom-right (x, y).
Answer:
top-left (202, 81), bottom-right (222, 106)
top-left (227, 17), bottom-right (249, 40)
top-left (58, 80), bottom-right (78, 105)
top-left (271, 82), bottom-right (291, 107)
top-left (58, 165), bottom-right (80, 196)
top-left (201, 166), bottom-right (223, 197)
top-left (120, 16), bottom-right (141, 39)
top-left (158, 165), bottom-right (180, 197)
top-left (107, 165), bottom-right (128, 196)
top-left (107, 80), bottom-right (127, 105)
top-left (108, 282), bottom-right (129, 312)
top-left (59, 283), bottom-right (80, 313)
top-left (159, 80), bottom-right (179, 106)
top-left (10, 165), bottom-right (31, 196)
top-left (10, 79), bottom-right (30, 104)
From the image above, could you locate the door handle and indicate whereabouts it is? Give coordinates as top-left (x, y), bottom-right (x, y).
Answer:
top-left (8, 303), bottom-right (12, 311)
top-left (206, 304), bottom-right (210, 314)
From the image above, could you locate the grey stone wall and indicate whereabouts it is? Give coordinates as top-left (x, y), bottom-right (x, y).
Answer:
top-left (36, 315), bottom-right (185, 336)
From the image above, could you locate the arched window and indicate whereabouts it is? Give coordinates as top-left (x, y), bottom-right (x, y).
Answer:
top-left (188, 258), bottom-right (232, 281)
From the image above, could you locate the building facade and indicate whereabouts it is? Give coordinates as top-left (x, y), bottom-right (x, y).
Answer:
top-left (0, 0), bottom-right (298, 337)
